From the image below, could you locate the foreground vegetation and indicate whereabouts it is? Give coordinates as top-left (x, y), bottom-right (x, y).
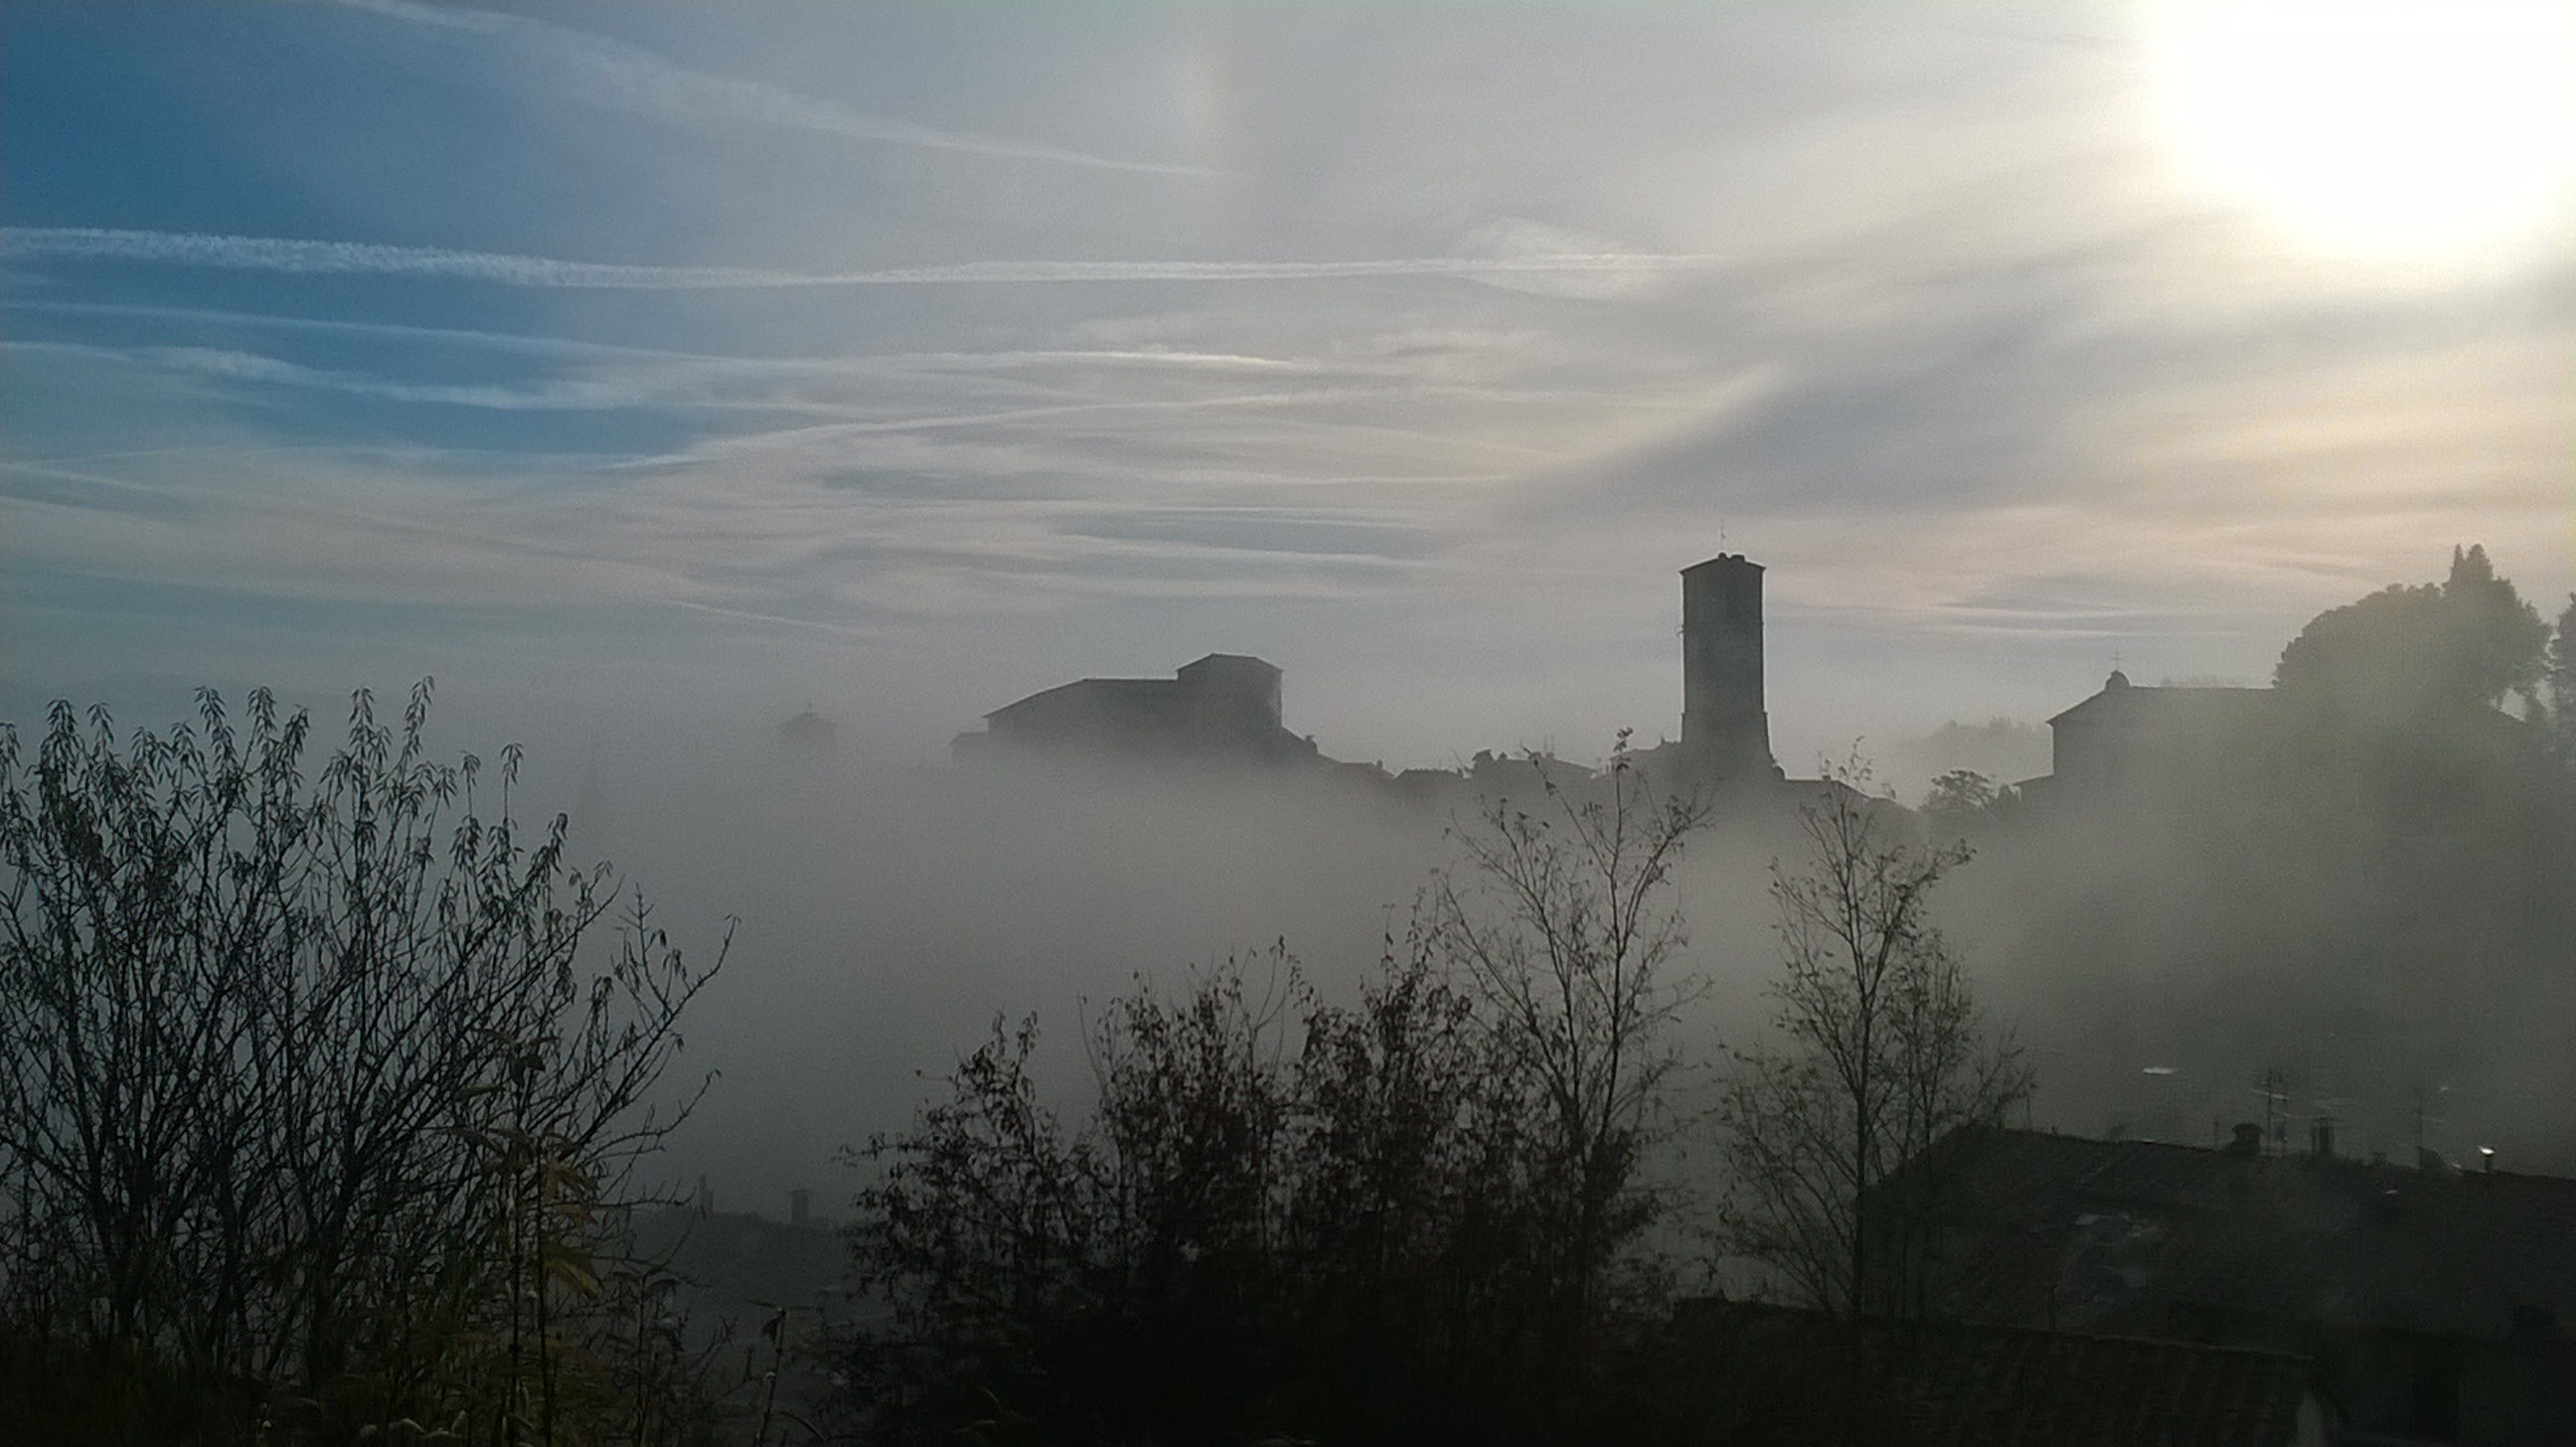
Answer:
top-left (839, 749), bottom-right (2027, 1445)
top-left (0, 685), bottom-right (724, 1444)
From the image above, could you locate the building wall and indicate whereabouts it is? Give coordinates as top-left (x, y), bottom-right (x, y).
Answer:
top-left (2044, 676), bottom-right (2280, 800)
top-left (1681, 554), bottom-right (1774, 780)
top-left (1177, 654), bottom-right (1283, 740)
top-left (970, 655), bottom-right (1306, 763)
top-left (987, 679), bottom-right (1190, 751)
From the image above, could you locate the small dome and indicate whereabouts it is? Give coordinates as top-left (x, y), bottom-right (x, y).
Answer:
top-left (2105, 669), bottom-right (2131, 691)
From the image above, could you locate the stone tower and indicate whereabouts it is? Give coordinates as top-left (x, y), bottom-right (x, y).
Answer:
top-left (1680, 553), bottom-right (1774, 781)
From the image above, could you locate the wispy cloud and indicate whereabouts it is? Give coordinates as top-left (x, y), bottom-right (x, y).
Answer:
top-left (2, 228), bottom-right (1730, 291)
top-left (321, 0), bottom-right (1213, 176)
top-left (2, 339), bottom-right (1633, 439)
top-left (4, 339), bottom-right (841, 413)
top-left (17, 303), bottom-right (1392, 384)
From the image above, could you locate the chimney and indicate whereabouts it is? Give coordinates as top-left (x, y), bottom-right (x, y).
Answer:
top-left (697, 1174), bottom-right (714, 1217)
top-left (2310, 1118), bottom-right (2335, 1158)
top-left (790, 1188), bottom-right (812, 1228)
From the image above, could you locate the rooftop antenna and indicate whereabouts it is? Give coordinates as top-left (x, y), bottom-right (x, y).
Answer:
top-left (2252, 1066), bottom-right (2292, 1158)
top-left (2310, 1097), bottom-right (2356, 1157)
top-left (2303, 1062), bottom-right (2356, 1159)
top-left (2412, 1083), bottom-right (2451, 1158)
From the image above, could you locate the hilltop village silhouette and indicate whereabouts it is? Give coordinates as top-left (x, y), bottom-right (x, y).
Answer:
top-left (947, 552), bottom-right (2211, 806)
top-left (925, 556), bottom-right (2576, 1444)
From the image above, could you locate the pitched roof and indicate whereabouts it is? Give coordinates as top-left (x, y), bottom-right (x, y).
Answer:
top-left (1903, 1127), bottom-right (2576, 1342)
top-left (1178, 652), bottom-right (1279, 674)
top-left (983, 674), bottom-right (1178, 724)
top-left (1674, 1302), bottom-right (2322, 1447)
top-left (2046, 678), bottom-right (2275, 729)
top-left (1683, 552), bottom-right (1764, 575)
top-left (983, 654), bottom-right (1281, 722)
top-left (1891, 1320), bottom-right (2319, 1447)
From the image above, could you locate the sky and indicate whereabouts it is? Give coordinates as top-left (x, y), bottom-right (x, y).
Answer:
top-left (4, 0), bottom-right (2572, 775)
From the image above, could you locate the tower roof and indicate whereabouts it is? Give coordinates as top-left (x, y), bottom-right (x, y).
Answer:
top-left (1178, 652), bottom-right (1280, 677)
top-left (1682, 553), bottom-right (1763, 575)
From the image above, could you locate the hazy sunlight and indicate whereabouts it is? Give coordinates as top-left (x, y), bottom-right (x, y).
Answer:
top-left (2145, 0), bottom-right (2576, 263)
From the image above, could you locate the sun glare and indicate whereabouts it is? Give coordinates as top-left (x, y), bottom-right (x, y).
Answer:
top-left (2144, 0), bottom-right (2576, 263)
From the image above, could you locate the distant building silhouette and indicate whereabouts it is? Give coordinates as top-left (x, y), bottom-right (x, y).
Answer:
top-left (1680, 553), bottom-right (1780, 784)
top-left (2024, 647), bottom-right (2555, 814)
top-left (2037, 670), bottom-right (2273, 797)
top-left (1668, 1299), bottom-right (2332, 1446)
top-left (954, 653), bottom-right (1321, 765)
top-left (1882, 1125), bottom-right (2576, 1445)
top-left (953, 553), bottom-right (1814, 791)
top-left (777, 707), bottom-right (837, 752)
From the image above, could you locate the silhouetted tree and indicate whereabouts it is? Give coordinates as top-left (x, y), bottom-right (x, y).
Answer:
top-left (846, 737), bottom-right (1716, 1447)
top-left (1428, 733), bottom-right (1708, 1378)
top-left (1287, 930), bottom-right (1541, 1440)
top-left (842, 1014), bottom-right (1100, 1441)
top-left (847, 955), bottom-right (1331, 1443)
top-left (1918, 769), bottom-right (2006, 839)
top-left (1082, 959), bottom-right (1303, 1437)
top-left (846, 947), bottom-right (1548, 1445)
top-left (0, 684), bottom-right (724, 1445)
top-left (1717, 762), bottom-right (2030, 1324)
top-left (2275, 544), bottom-right (2549, 721)
top-left (2549, 593), bottom-right (2576, 766)
top-left (2263, 546), bottom-right (2566, 848)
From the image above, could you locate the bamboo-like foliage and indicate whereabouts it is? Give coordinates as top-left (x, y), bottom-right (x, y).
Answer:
top-left (0, 683), bottom-right (724, 1444)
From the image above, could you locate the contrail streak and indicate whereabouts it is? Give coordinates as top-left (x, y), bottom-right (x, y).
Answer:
top-left (3, 227), bottom-right (1730, 290)
top-left (320, 0), bottom-right (1214, 176)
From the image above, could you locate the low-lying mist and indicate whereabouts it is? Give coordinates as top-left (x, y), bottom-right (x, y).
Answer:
top-left (561, 741), bottom-right (1788, 1214)
top-left (552, 716), bottom-right (2573, 1223)
top-left (1951, 743), bottom-right (2576, 1176)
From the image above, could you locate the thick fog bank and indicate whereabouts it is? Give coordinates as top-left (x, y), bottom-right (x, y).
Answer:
top-left (531, 728), bottom-right (2574, 1214)
top-left (1949, 776), bottom-right (2576, 1177)
top-left (562, 744), bottom-right (1820, 1212)
top-left (581, 751), bottom-right (1448, 1209)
